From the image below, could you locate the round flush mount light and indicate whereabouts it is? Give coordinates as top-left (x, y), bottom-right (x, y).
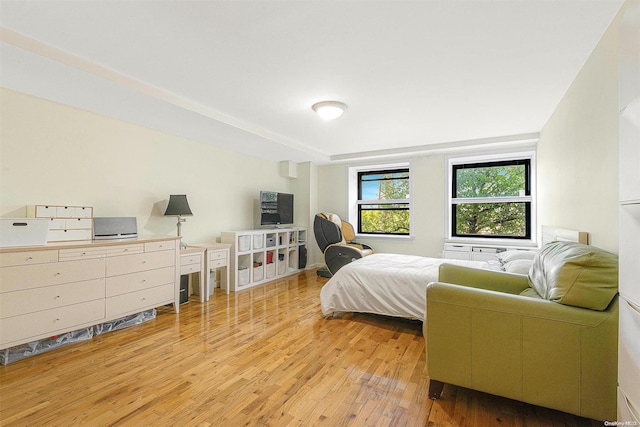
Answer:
top-left (312, 101), bottom-right (347, 120)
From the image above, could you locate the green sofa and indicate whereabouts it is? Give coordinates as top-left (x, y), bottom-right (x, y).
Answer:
top-left (424, 241), bottom-right (619, 421)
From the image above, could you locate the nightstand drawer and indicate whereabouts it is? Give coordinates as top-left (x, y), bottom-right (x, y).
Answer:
top-left (209, 259), bottom-right (227, 269)
top-left (180, 262), bottom-right (201, 275)
top-left (209, 250), bottom-right (227, 262)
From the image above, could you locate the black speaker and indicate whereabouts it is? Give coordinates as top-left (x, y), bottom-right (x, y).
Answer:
top-left (298, 245), bottom-right (307, 269)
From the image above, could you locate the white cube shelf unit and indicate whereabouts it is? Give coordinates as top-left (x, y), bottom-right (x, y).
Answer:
top-left (221, 227), bottom-right (306, 291)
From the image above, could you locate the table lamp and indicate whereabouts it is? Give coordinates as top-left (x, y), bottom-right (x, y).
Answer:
top-left (164, 194), bottom-right (192, 249)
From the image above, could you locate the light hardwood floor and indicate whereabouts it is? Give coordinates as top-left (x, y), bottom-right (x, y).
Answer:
top-left (0, 269), bottom-right (602, 426)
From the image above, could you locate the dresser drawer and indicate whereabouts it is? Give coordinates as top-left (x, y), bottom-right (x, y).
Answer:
top-left (0, 258), bottom-right (105, 292)
top-left (106, 244), bottom-right (144, 257)
top-left (0, 250), bottom-right (58, 267)
top-left (209, 250), bottom-right (227, 262)
top-left (0, 278), bottom-right (105, 319)
top-left (106, 250), bottom-right (175, 277)
top-left (145, 240), bottom-right (176, 252)
top-left (0, 299), bottom-right (105, 347)
top-left (180, 263), bottom-right (201, 275)
top-left (59, 246), bottom-right (106, 261)
top-left (106, 283), bottom-right (173, 318)
top-left (106, 266), bottom-right (174, 297)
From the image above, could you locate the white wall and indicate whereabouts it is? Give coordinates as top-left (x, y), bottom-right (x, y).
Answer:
top-left (0, 88), bottom-right (295, 246)
top-left (317, 155), bottom-right (447, 258)
top-left (537, 8), bottom-right (621, 254)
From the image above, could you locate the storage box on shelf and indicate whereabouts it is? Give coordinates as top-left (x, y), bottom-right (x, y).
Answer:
top-left (27, 204), bottom-right (94, 242)
top-left (221, 227), bottom-right (306, 291)
top-left (0, 236), bottom-right (180, 351)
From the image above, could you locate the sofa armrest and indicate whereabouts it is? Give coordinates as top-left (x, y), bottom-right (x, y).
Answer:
top-left (438, 263), bottom-right (530, 295)
top-left (427, 282), bottom-right (616, 327)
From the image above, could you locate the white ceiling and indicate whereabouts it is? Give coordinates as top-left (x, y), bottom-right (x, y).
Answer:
top-left (0, 0), bottom-right (624, 164)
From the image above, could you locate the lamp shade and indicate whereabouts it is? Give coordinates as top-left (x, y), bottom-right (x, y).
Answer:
top-left (164, 195), bottom-right (193, 216)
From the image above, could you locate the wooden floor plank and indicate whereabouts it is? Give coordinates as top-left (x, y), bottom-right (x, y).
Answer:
top-left (0, 269), bottom-right (602, 426)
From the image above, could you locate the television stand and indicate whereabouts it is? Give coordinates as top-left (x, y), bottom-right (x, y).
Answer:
top-left (221, 227), bottom-right (306, 291)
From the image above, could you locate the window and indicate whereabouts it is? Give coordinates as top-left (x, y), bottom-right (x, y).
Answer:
top-left (449, 153), bottom-right (534, 240)
top-left (349, 164), bottom-right (411, 236)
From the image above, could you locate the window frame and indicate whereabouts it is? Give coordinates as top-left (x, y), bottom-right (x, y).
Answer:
top-left (348, 162), bottom-right (412, 238)
top-left (447, 151), bottom-right (536, 243)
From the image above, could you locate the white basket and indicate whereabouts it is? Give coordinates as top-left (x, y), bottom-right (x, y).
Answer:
top-left (238, 268), bottom-right (250, 286)
top-left (253, 234), bottom-right (264, 249)
top-left (253, 265), bottom-right (264, 281)
top-left (266, 263), bottom-right (276, 278)
top-left (238, 235), bottom-right (251, 252)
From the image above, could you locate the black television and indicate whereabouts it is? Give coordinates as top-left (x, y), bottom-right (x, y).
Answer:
top-left (260, 191), bottom-right (294, 226)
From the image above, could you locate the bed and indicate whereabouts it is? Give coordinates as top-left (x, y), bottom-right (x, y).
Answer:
top-left (319, 226), bottom-right (588, 321)
top-left (319, 253), bottom-right (490, 321)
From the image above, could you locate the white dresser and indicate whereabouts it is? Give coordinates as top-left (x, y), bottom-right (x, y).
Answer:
top-left (0, 236), bottom-right (180, 350)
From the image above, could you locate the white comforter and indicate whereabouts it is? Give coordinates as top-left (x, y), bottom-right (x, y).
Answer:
top-left (320, 253), bottom-right (489, 321)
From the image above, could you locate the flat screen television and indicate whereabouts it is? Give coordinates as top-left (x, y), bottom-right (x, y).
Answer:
top-left (260, 191), bottom-right (294, 226)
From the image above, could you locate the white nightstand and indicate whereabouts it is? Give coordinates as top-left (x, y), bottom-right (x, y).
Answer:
top-left (180, 247), bottom-right (205, 303)
top-left (187, 243), bottom-right (231, 298)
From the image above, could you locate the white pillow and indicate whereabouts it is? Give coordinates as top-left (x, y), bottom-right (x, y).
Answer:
top-left (497, 250), bottom-right (537, 264)
top-left (503, 258), bottom-right (533, 274)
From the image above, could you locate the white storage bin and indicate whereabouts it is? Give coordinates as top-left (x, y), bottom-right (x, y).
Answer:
top-left (0, 219), bottom-right (49, 247)
top-left (238, 268), bottom-right (250, 286)
top-left (266, 263), bottom-right (276, 278)
top-left (253, 234), bottom-right (264, 249)
top-left (253, 265), bottom-right (264, 282)
top-left (238, 235), bottom-right (251, 252)
top-left (278, 260), bottom-right (286, 275)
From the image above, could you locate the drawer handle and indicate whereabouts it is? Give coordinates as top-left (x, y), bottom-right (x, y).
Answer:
top-left (55, 295), bottom-right (60, 299)
top-left (27, 256), bottom-right (33, 261)
top-left (55, 272), bottom-right (61, 276)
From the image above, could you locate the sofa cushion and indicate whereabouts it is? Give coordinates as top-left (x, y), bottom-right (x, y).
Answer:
top-left (528, 241), bottom-right (618, 311)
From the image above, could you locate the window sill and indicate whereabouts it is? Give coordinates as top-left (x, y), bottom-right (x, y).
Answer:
top-left (355, 234), bottom-right (414, 241)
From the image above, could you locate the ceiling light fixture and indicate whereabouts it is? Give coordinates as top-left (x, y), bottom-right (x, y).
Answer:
top-left (312, 101), bottom-right (347, 120)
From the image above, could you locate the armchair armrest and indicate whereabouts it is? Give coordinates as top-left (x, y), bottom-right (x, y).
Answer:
top-left (427, 282), bottom-right (616, 327)
top-left (438, 263), bottom-right (530, 295)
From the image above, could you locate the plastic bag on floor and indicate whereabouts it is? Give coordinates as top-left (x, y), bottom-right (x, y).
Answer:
top-left (93, 309), bottom-right (156, 336)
